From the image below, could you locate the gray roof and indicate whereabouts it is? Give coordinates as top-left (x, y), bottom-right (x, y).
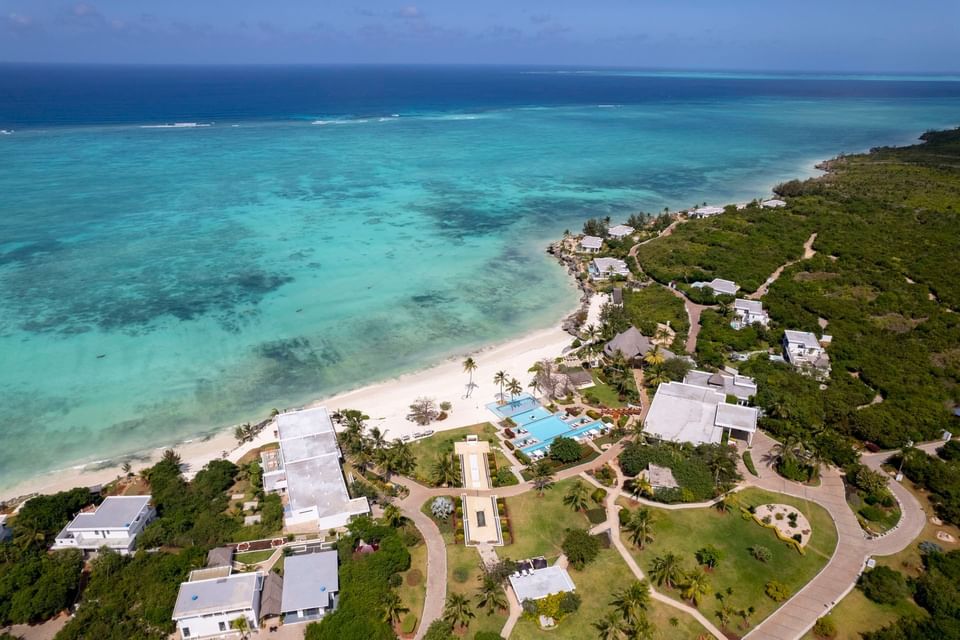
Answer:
top-left (683, 369), bottom-right (757, 401)
top-left (604, 327), bottom-right (651, 359)
top-left (565, 369), bottom-right (593, 386)
top-left (206, 547), bottom-right (235, 568)
top-left (608, 224), bottom-right (635, 237)
top-left (261, 572), bottom-right (284, 618)
top-left (714, 404), bottom-right (759, 432)
top-left (734, 298), bottom-right (764, 314)
top-left (707, 278), bottom-right (739, 296)
top-left (612, 287), bottom-right (623, 305)
top-left (509, 565), bottom-right (576, 602)
top-left (784, 330), bottom-right (821, 349)
top-left (280, 551), bottom-right (339, 613)
top-left (647, 464), bottom-right (679, 489)
top-left (275, 407), bottom-right (369, 521)
top-left (580, 235), bottom-right (603, 250)
top-left (173, 573), bottom-right (262, 620)
top-left (64, 495), bottom-right (151, 531)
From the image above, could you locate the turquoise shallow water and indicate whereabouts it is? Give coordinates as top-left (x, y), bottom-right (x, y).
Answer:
top-left (1, 68), bottom-right (959, 490)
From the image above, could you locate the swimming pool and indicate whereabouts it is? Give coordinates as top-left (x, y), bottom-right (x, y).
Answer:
top-left (513, 414), bottom-right (605, 455)
top-left (487, 394), bottom-right (540, 419)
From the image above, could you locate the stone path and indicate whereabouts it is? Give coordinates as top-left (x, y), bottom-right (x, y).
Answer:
top-left (748, 232), bottom-right (817, 300)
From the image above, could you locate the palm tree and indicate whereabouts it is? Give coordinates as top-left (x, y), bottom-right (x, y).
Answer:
top-left (531, 461), bottom-right (555, 497)
top-left (681, 568), bottom-right (712, 605)
top-left (627, 476), bottom-right (652, 500)
top-left (443, 592), bottom-right (476, 630)
top-left (161, 449), bottom-right (181, 468)
top-left (593, 611), bottom-right (625, 640)
top-left (643, 345), bottom-right (666, 368)
top-left (381, 591), bottom-right (409, 625)
top-left (648, 553), bottom-right (685, 589)
top-left (528, 378), bottom-right (542, 398)
top-left (229, 616), bottom-right (251, 640)
top-left (493, 370), bottom-right (508, 403)
top-left (632, 616), bottom-right (657, 640)
top-left (382, 503), bottom-right (406, 528)
top-left (646, 365), bottom-right (670, 386)
top-left (430, 454), bottom-right (459, 487)
top-left (475, 575), bottom-right (508, 614)
top-left (383, 440), bottom-right (416, 478)
top-left (629, 419), bottom-right (646, 442)
top-left (507, 377), bottom-right (523, 402)
top-left (562, 480), bottom-right (590, 512)
top-left (610, 580), bottom-right (650, 626)
top-left (625, 508), bottom-right (655, 550)
top-left (463, 357), bottom-right (478, 397)
top-left (368, 426), bottom-right (387, 452)
top-left (121, 461), bottom-right (132, 476)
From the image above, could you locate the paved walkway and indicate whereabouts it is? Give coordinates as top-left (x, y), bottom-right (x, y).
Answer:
top-left (743, 432), bottom-right (927, 640)
top-left (663, 286), bottom-right (713, 353)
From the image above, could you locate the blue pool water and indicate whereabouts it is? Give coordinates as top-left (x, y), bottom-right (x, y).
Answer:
top-left (3, 65), bottom-right (960, 491)
top-left (517, 415), bottom-right (605, 455)
top-left (487, 395), bottom-right (541, 419)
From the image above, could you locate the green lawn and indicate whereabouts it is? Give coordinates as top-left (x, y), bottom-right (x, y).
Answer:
top-left (397, 540), bottom-right (428, 636)
top-left (444, 532), bottom-right (507, 637)
top-left (501, 478), bottom-right (594, 560)
top-left (586, 372), bottom-right (627, 408)
top-left (800, 587), bottom-right (924, 640)
top-left (619, 488), bottom-right (838, 635)
top-left (510, 548), bottom-right (707, 640)
top-left (234, 549), bottom-right (275, 565)
top-left (409, 422), bottom-right (499, 485)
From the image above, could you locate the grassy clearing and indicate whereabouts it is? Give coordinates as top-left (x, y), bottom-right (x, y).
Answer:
top-left (444, 532), bottom-right (507, 637)
top-left (618, 487), bottom-right (837, 634)
top-left (502, 477), bottom-right (594, 560)
top-left (622, 286), bottom-right (690, 350)
top-left (587, 372), bottom-right (627, 408)
top-left (396, 541), bottom-right (428, 636)
top-left (799, 587), bottom-right (924, 640)
top-left (408, 422), bottom-right (499, 485)
top-left (510, 548), bottom-right (707, 640)
top-left (234, 549), bottom-right (275, 565)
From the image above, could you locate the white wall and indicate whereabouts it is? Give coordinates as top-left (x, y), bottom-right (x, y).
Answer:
top-left (177, 609), bottom-right (258, 639)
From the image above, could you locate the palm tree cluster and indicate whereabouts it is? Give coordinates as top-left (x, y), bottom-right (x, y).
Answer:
top-left (603, 350), bottom-right (637, 400)
top-left (475, 560), bottom-right (515, 616)
top-left (642, 344), bottom-right (671, 387)
top-left (493, 370), bottom-right (523, 404)
top-left (233, 422), bottom-right (257, 445)
top-left (593, 580), bottom-right (656, 640)
top-left (338, 409), bottom-right (416, 481)
top-left (443, 592), bottom-right (476, 631)
top-left (766, 429), bottom-right (827, 482)
top-left (648, 553), bottom-right (713, 606)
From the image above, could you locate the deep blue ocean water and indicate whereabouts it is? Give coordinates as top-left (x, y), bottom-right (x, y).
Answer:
top-left (1, 65), bottom-right (959, 490)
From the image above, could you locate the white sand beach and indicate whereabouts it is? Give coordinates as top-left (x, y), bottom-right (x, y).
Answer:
top-left (0, 292), bottom-right (607, 504)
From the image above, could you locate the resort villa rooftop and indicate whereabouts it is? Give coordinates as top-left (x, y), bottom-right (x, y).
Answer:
top-left (509, 564), bottom-right (576, 603)
top-left (488, 394), bottom-right (605, 458)
top-left (580, 235), bottom-right (603, 252)
top-left (691, 205), bottom-right (725, 218)
top-left (732, 298), bottom-right (770, 328)
top-left (692, 278), bottom-right (740, 296)
top-left (683, 369), bottom-right (757, 403)
top-left (261, 406), bottom-right (369, 530)
top-left (607, 224), bottom-right (635, 238)
top-left (52, 495), bottom-right (155, 554)
top-left (281, 551), bottom-right (340, 624)
top-left (603, 326), bottom-right (675, 361)
top-left (589, 257), bottom-right (630, 280)
top-left (783, 330), bottom-right (832, 373)
top-left (172, 567), bottom-right (281, 639)
top-left (644, 381), bottom-right (758, 445)
top-left (762, 198), bottom-right (787, 208)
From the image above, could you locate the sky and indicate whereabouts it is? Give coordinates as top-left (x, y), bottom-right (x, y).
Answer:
top-left (1, 0), bottom-right (959, 71)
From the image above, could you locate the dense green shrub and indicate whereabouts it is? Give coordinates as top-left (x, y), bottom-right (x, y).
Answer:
top-left (13, 487), bottom-right (95, 546)
top-left (896, 448), bottom-right (960, 526)
top-left (561, 529), bottom-right (600, 570)
top-left (765, 580), bottom-right (789, 602)
top-left (858, 566), bottom-right (910, 605)
top-left (549, 437), bottom-right (582, 463)
top-left (0, 548), bottom-right (83, 626)
top-left (742, 451), bottom-right (758, 476)
top-left (813, 616), bottom-right (837, 638)
top-left (619, 441), bottom-right (739, 502)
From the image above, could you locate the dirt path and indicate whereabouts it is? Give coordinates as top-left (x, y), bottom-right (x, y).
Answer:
top-left (748, 232), bottom-right (818, 300)
top-left (663, 286), bottom-right (713, 354)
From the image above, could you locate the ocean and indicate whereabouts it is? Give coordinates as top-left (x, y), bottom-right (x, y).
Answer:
top-left (1, 65), bottom-right (959, 491)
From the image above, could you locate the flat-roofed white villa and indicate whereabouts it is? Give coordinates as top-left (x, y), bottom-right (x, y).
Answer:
top-left (579, 235), bottom-right (603, 253)
top-left (281, 551), bottom-right (340, 624)
top-left (644, 381), bottom-right (758, 445)
top-left (691, 277), bottom-right (740, 297)
top-left (456, 436), bottom-right (504, 546)
top-left (691, 205), bottom-right (725, 218)
top-left (261, 407), bottom-right (369, 531)
top-left (683, 369), bottom-right (757, 404)
top-left (589, 257), bottom-right (630, 280)
top-left (762, 198), bottom-right (787, 208)
top-left (783, 330), bottom-right (831, 373)
top-left (173, 567), bottom-right (281, 639)
top-left (509, 563), bottom-right (576, 604)
top-left (607, 224), bottom-right (635, 239)
top-left (732, 298), bottom-right (770, 329)
top-left (51, 495), bottom-right (155, 555)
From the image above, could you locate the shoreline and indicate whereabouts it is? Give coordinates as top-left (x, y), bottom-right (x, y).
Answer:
top-left (0, 280), bottom-right (602, 504)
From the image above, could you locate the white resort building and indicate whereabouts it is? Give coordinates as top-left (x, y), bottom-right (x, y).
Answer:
top-left (589, 257), bottom-right (630, 280)
top-left (607, 224), bottom-right (635, 239)
top-left (683, 369), bottom-right (757, 404)
top-left (280, 551), bottom-right (340, 624)
top-left (51, 495), bottom-right (155, 555)
top-left (261, 407), bottom-right (370, 531)
top-left (579, 235), bottom-right (603, 253)
top-left (731, 298), bottom-right (770, 329)
top-left (691, 278), bottom-right (740, 297)
top-left (644, 382), bottom-right (758, 445)
top-left (456, 436), bottom-right (504, 547)
top-left (691, 205), bottom-right (725, 218)
top-left (783, 330), bottom-right (831, 373)
top-left (173, 568), bottom-right (282, 639)
top-left (508, 562), bottom-right (576, 605)
top-left (761, 199), bottom-right (787, 208)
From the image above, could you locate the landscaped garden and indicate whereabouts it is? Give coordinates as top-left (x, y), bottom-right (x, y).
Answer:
top-left (396, 539), bottom-right (428, 637)
top-left (501, 477), bottom-right (598, 560)
top-left (619, 440), bottom-right (741, 503)
top-left (618, 487), bottom-right (838, 635)
top-left (510, 547), bottom-right (707, 640)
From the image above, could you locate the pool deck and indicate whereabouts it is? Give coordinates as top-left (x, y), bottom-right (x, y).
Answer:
top-left (487, 394), bottom-right (605, 456)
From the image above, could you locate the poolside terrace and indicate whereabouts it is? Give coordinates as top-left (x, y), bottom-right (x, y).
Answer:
top-left (487, 394), bottom-right (606, 458)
